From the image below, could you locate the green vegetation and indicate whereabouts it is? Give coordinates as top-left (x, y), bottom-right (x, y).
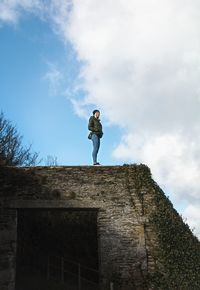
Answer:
top-left (149, 186), bottom-right (200, 290)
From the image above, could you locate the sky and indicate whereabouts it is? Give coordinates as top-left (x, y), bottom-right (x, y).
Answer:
top-left (0, 0), bottom-right (200, 238)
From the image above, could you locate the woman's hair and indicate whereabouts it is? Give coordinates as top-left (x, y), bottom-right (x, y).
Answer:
top-left (93, 109), bottom-right (100, 115)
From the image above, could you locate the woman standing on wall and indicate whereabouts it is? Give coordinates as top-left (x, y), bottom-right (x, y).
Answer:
top-left (88, 110), bottom-right (103, 165)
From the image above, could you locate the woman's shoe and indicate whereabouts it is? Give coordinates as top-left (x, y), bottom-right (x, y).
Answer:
top-left (93, 162), bottom-right (100, 166)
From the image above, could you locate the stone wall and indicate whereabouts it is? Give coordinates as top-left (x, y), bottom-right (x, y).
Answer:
top-left (0, 164), bottom-right (200, 290)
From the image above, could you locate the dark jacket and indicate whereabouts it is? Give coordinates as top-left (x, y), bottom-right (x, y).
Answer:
top-left (88, 116), bottom-right (103, 138)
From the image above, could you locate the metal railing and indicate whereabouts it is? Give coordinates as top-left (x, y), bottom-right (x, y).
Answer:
top-left (47, 255), bottom-right (99, 290)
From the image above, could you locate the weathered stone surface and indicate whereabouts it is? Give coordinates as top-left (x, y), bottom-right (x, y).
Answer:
top-left (0, 164), bottom-right (200, 290)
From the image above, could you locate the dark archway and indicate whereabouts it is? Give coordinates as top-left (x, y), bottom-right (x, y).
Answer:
top-left (16, 209), bottom-right (99, 290)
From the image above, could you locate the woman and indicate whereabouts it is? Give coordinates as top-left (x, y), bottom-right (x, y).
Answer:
top-left (88, 109), bottom-right (103, 165)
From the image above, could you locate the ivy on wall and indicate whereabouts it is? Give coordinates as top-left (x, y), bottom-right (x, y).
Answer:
top-left (149, 183), bottom-right (200, 289)
top-left (124, 163), bottom-right (200, 290)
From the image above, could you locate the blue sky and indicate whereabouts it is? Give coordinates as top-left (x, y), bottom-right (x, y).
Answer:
top-left (1, 0), bottom-right (200, 238)
top-left (0, 14), bottom-right (121, 166)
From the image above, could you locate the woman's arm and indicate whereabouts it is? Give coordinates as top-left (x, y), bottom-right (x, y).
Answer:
top-left (88, 117), bottom-right (94, 131)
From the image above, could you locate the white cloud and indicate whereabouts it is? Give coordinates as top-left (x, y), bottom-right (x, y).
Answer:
top-left (43, 61), bottom-right (63, 96)
top-left (113, 132), bottom-right (200, 200)
top-left (70, 98), bottom-right (90, 119)
top-left (0, 0), bottom-right (43, 23)
top-left (183, 205), bottom-right (200, 238)
top-left (1, 0), bottom-right (200, 237)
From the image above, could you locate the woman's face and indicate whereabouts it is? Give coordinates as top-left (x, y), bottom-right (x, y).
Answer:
top-left (95, 111), bottom-right (100, 118)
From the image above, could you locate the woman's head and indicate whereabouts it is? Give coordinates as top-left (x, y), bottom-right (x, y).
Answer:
top-left (93, 109), bottom-right (100, 118)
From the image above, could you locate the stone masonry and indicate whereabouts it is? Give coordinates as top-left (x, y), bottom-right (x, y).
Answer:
top-left (0, 164), bottom-right (200, 290)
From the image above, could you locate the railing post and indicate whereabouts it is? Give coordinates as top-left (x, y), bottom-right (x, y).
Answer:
top-left (61, 257), bottom-right (64, 283)
top-left (110, 281), bottom-right (114, 290)
top-left (78, 263), bottom-right (81, 290)
top-left (47, 256), bottom-right (50, 280)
